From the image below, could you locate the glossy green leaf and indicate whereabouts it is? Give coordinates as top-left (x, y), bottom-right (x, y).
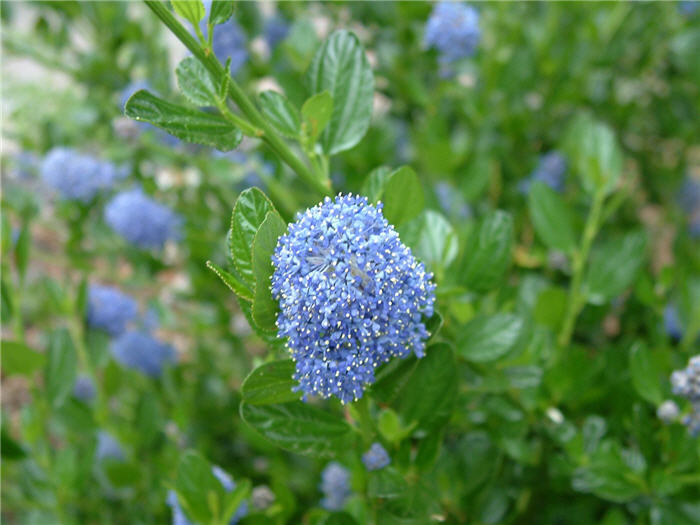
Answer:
top-left (258, 90), bottom-right (301, 139)
top-left (382, 166), bottom-right (425, 227)
top-left (457, 314), bottom-right (526, 363)
top-left (361, 166), bottom-right (391, 203)
top-left (458, 210), bottom-right (513, 293)
top-left (240, 401), bottom-right (354, 457)
top-left (172, 1), bottom-right (205, 26)
top-left (125, 90), bottom-right (242, 151)
top-left (229, 188), bottom-right (276, 287)
top-left (176, 57), bottom-right (218, 107)
top-left (45, 329), bottom-right (77, 407)
top-left (629, 342), bottom-right (662, 405)
top-left (528, 181), bottom-right (577, 253)
top-left (209, 0), bottom-right (234, 25)
top-left (301, 90), bottom-right (333, 146)
top-left (399, 210), bottom-right (457, 274)
top-left (307, 30), bottom-right (374, 155)
top-left (241, 360), bottom-right (301, 405)
top-left (2, 341), bottom-right (46, 376)
top-left (206, 260), bottom-right (253, 302)
top-left (251, 211), bottom-right (287, 332)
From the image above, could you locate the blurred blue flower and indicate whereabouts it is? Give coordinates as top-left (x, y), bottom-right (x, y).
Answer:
top-left (14, 151), bottom-right (39, 179)
top-left (362, 442), bottom-right (391, 471)
top-left (167, 466), bottom-right (248, 525)
top-left (678, 177), bottom-right (700, 214)
top-left (657, 400), bottom-right (680, 423)
top-left (671, 355), bottom-right (700, 436)
top-left (41, 148), bottom-right (126, 202)
top-left (73, 374), bottom-right (96, 402)
top-left (264, 17), bottom-right (289, 48)
top-left (679, 1), bottom-right (699, 15)
top-left (319, 462), bottom-right (350, 511)
top-left (86, 284), bottom-right (138, 336)
top-left (271, 194), bottom-right (436, 404)
top-left (104, 188), bottom-right (182, 249)
top-left (425, 2), bottom-right (480, 63)
top-left (663, 304), bottom-right (684, 341)
top-left (435, 181), bottom-right (471, 220)
top-left (519, 151), bottom-right (567, 194)
top-left (96, 431), bottom-right (124, 461)
top-left (111, 330), bottom-right (175, 377)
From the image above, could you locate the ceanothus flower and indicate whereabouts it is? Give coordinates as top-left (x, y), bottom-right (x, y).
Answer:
top-left (167, 466), bottom-right (248, 525)
top-left (104, 188), bottom-right (182, 249)
top-left (362, 442), bottom-right (391, 471)
top-left (96, 431), bottom-right (124, 461)
top-left (73, 374), bottom-right (96, 403)
top-left (664, 304), bottom-right (684, 341)
top-left (271, 194), bottom-right (436, 404)
top-left (86, 284), bottom-right (138, 336)
top-left (519, 151), bottom-right (568, 194)
top-left (41, 148), bottom-right (126, 202)
top-left (671, 355), bottom-right (700, 436)
top-left (319, 462), bottom-right (350, 511)
top-left (111, 330), bottom-right (175, 377)
top-left (657, 400), bottom-right (680, 423)
top-left (424, 2), bottom-right (480, 63)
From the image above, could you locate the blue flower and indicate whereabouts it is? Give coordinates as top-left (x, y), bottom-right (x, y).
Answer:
top-left (671, 355), bottom-right (700, 436)
top-left (663, 304), bottom-right (684, 341)
top-left (271, 194), bottom-right (436, 404)
top-left (679, 1), bottom-right (699, 15)
top-left (73, 374), bottom-right (96, 402)
top-left (111, 330), bottom-right (175, 377)
top-left (96, 431), bottom-right (124, 461)
top-left (362, 442), bottom-right (390, 471)
top-left (435, 181), bottom-right (471, 220)
top-left (319, 462), bottom-right (350, 511)
top-left (678, 177), bottom-right (700, 214)
top-left (86, 284), bottom-right (138, 336)
top-left (264, 17), bottom-right (289, 48)
top-left (657, 400), bottom-right (680, 423)
top-left (41, 148), bottom-right (126, 202)
top-left (104, 188), bottom-right (182, 249)
top-left (167, 466), bottom-right (248, 525)
top-left (519, 151), bottom-right (567, 194)
top-left (424, 2), bottom-right (480, 63)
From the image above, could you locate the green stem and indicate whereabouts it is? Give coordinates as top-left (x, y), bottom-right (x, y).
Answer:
top-left (217, 100), bottom-right (260, 137)
top-left (354, 396), bottom-right (374, 446)
top-left (558, 190), bottom-right (606, 347)
top-left (144, 0), bottom-right (330, 196)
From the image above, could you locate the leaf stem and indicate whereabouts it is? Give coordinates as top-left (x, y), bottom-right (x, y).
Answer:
top-left (558, 190), bottom-right (606, 347)
top-left (144, 1), bottom-right (330, 196)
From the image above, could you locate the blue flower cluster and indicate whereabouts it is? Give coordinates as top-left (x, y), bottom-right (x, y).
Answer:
top-left (73, 374), bottom-right (96, 403)
top-left (271, 194), bottom-right (436, 404)
top-left (671, 355), bottom-right (700, 436)
top-left (111, 330), bottom-right (175, 378)
top-left (87, 284), bottom-right (138, 336)
top-left (319, 462), bottom-right (350, 511)
top-left (424, 2), bottom-right (480, 63)
top-left (96, 431), bottom-right (124, 461)
top-left (104, 188), bottom-right (182, 249)
top-left (678, 177), bottom-right (700, 238)
top-left (519, 151), bottom-right (568, 194)
top-left (167, 466), bottom-right (248, 525)
top-left (41, 148), bottom-right (126, 202)
top-left (362, 442), bottom-right (391, 471)
top-left (664, 304), bottom-right (684, 341)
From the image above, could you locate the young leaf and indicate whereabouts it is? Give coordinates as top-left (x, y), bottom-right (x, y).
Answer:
top-left (457, 314), bottom-right (526, 363)
top-left (241, 360), bottom-right (301, 405)
top-left (251, 211), bottom-right (287, 332)
top-left (172, 0), bottom-right (206, 26)
top-left (2, 341), bottom-right (46, 376)
top-left (458, 210), bottom-right (513, 293)
top-left (307, 30), bottom-right (374, 155)
top-left (209, 0), bottom-right (234, 25)
top-left (206, 260), bottom-right (253, 301)
top-left (381, 166), bottom-right (425, 227)
top-left (45, 329), bottom-right (77, 407)
top-left (528, 181), bottom-right (577, 253)
top-left (629, 342), bottom-right (662, 405)
top-left (258, 91), bottom-right (301, 139)
top-left (229, 188), bottom-right (276, 287)
top-left (240, 401), bottom-right (355, 457)
top-left (124, 90), bottom-right (242, 151)
top-left (399, 211), bottom-right (457, 275)
top-left (301, 91), bottom-right (333, 146)
top-left (176, 57), bottom-right (219, 107)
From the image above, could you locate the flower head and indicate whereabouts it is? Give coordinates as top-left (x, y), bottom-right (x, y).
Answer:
top-left (319, 462), bottom-right (350, 511)
top-left (111, 330), bottom-right (175, 377)
top-left (424, 2), bottom-right (480, 63)
top-left (105, 188), bottom-right (182, 249)
top-left (41, 148), bottom-right (126, 202)
top-left (519, 151), bottom-right (567, 194)
top-left (362, 442), bottom-right (391, 471)
top-left (670, 355), bottom-right (700, 436)
top-left (657, 400), bottom-right (680, 423)
top-left (664, 304), bottom-right (684, 341)
top-left (73, 374), bottom-right (96, 403)
top-left (86, 284), bottom-right (138, 336)
top-left (167, 466), bottom-right (248, 525)
top-left (271, 194), bottom-right (436, 404)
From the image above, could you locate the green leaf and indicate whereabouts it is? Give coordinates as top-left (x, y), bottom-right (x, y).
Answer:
top-left (176, 57), bottom-right (219, 107)
top-left (229, 188), bottom-right (276, 287)
top-left (222, 479), bottom-right (251, 525)
top-left (175, 451), bottom-right (224, 525)
top-left (2, 341), bottom-right (46, 376)
top-left (533, 287), bottom-right (568, 331)
top-left (258, 91), bottom-right (301, 139)
top-left (458, 210), bottom-right (513, 293)
top-left (251, 211), bottom-right (287, 332)
top-left (172, 0), bottom-right (205, 26)
top-left (206, 260), bottom-right (253, 301)
top-left (125, 90), bottom-right (242, 151)
top-left (14, 224), bottom-right (30, 280)
top-left (241, 360), bottom-right (301, 405)
top-left (382, 166), bottom-right (425, 227)
top-left (301, 90), bottom-right (333, 146)
top-left (367, 467), bottom-right (408, 499)
top-left (399, 211), bottom-right (457, 275)
top-left (1, 428), bottom-right (26, 460)
top-left (528, 181), bottom-right (577, 253)
top-left (240, 401), bottom-right (354, 457)
top-left (629, 342), bottom-right (662, 405)
top-left (102, 460), bottom-right (141, 488)
top-left (361, 166), bottom-right (391, 203)
top-left (414, 428), bottom-right (444, 471)
top-left (572, 443), bottom-right (643, 503)
top-left (209, 0), bottom-right (234, 25)
top-left (584, 231), bottom-right (647, 305)
top-left (45, 329), bottom-right (77, 407)
top-left (457, 314), bottom-right (526, 363)
top-left (307, 30), bottom-right (374, 155)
